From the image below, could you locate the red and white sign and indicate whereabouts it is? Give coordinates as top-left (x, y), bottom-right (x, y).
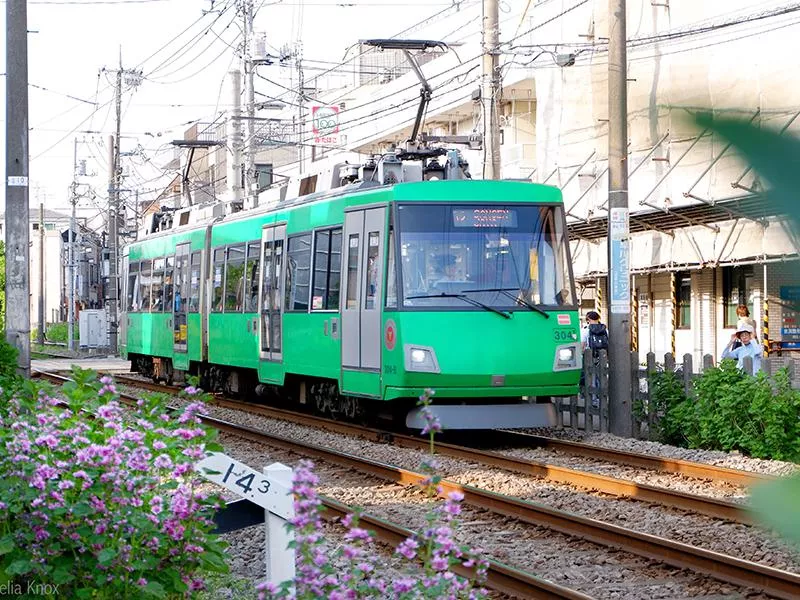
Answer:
top-left (557, 314), bottom-right (571, 325)
top-left (384, 319), bottom-right (397, 351)
top-left (312, 105), bottom-right (339, 146)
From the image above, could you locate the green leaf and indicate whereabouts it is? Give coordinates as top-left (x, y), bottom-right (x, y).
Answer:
top-left (97, 548), bottom-right (117, 564)
top-left (5, 559), bottom-right (33, 575)
top-left (71, 502), bottom-right (92, 517)
top-left (0, 536), bottom-right (14, 556)
top-left (143, 581), bottom-right (167, 598)
top-left (750, 474), bottom-right (800, 547)
top-left (204, 441), bottom-right (225, 453)
top-left (52, 567), bottom-right (75, 585)
top-left (200, 550), bottom-right (230, 573)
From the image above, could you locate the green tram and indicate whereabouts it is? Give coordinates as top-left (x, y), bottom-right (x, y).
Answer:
top-left (121, 155), bottom-right (582, 430)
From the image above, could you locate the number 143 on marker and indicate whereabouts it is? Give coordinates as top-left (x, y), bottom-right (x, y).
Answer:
top-left (196, 452), bottom-right (292, 516)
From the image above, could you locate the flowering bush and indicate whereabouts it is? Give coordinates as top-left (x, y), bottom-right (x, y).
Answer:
top-left (257, 389), bottom-right (489, 600)
top-left (0, 368), bottom-right (228, 598)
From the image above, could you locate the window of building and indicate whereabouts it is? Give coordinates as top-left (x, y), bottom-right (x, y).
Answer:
top-left (189, 251), bottom-right (201, 312)
top-left (245, 241), bottom-right (260, 312)
top-left (676, 271), bottom-right (691, 329)
top-left (212, 248), bottom-right (225, 312)
top-left (285, 234), bottom-right (312, 311)
top-left (723, 265), bottom-right (754, 328)
top-left (311, 228), bottom-right (342, 311)
top-left (224, 244), bottom-right (246, 312)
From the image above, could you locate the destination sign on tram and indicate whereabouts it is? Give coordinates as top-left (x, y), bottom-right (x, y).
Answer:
top-left (453, 208), bottom-right (518, 228)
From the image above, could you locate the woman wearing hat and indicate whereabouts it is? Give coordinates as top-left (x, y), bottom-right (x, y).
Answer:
top-left (721, 323), bottom-right (762, 372)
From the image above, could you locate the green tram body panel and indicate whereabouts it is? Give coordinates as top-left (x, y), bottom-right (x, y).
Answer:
top-left (121, 180), bottom-right (581, 406)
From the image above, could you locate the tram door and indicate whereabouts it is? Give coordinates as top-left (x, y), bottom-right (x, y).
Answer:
top-left (341, 207), bottom-right (385, 370)
top-left (258, 224), bottom-right (285, 362)
top-left (173, 243), bottom-right (190, 355)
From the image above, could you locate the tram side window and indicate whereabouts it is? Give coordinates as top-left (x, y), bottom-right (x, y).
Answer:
top-left (189, 251), bottom-right (201, 313)
top-left (151, 258), bottom-right (165, 312)
top-left (127, 262), bottom-right (140, 311)
top-left (225, 244), bottom-right (246, 312)
top-left (365, 231), bottom-right (380, 310)
top-left (212, 249), bottom-right (225, 312)
top-left (386, 228), bottom-right (397, 308)
top-left (311, 228), bottom-right (342, 311)
top-left (164, 256), bottom-right (175, 313)
top-left (139, 260), bottom-right (152, 311)
top-left (285, 234), bottom-right (312, 311)
top-left (245, 242), bottom-right (260, 312)
top-left (346, 234), bottom-right (359, 309)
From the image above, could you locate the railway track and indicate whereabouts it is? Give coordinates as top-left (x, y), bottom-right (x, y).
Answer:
top-left (107, 374), bottom-right (761, 522)
top-left (35, 370), bottom-right (800, 599)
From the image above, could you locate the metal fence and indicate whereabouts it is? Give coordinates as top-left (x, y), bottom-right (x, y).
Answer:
top-left (554, 349), bottom-right (800, 438)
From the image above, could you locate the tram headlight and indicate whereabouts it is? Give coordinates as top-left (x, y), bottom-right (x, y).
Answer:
top-left (553, 344), bottom-right (580, 371)
top-left (404, 345), bottom-right (440, 373)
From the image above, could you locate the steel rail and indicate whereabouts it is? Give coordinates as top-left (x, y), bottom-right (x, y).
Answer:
top-left (500, 431), bottom-right (775, 487)
top-left (35, 370), bottom-right (800, 599)
top-left (102, 374), bottom-right (754, 522)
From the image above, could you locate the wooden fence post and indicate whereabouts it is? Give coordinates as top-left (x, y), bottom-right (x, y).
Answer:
top-left (702, 354), bottom-right (714, 372)
top-left (664, 352), bottom-right (675, 374)
top-left (599, 349), bottom-right (609, 433)
top-left (646, 352), bottom-right (656, 436)
top-left (582, 348), bottom-right (593, 431)
top-left (743, 356), bottom-right (754, 376)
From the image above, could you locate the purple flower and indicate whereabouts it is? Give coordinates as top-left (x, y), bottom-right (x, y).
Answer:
top-left (153, 454), bottom-right (173, 470)
top-left (396, 538), bottom-right (418, 560)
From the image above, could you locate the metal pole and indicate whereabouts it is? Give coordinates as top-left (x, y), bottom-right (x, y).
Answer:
top-left (763, 264), bottom-right (769, 357)
top-left (5, 0), bottom-right (30, 376)
top-left (482, 0), bottom-right (501, 179)
top-left (38, 202), bottom-right (44, 344)
top-left (227, 70), bottom-right (243, 205)
top-left (607, 0), bottom-right (632, 437)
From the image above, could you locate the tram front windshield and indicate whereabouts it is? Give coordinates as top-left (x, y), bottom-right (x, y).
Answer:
top-left (393, 203), bottom-right (576, 310)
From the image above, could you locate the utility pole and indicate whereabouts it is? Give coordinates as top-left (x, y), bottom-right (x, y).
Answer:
top-left (481, 0), bottom-right (501, 180)
top-left (243, 0), bottom-right (257, 209)
top-left (607, 0), bottom-right (633, 437)
top-left (5, 0), bottom-right (31, 375)
top-left (296, 41), bottom-right (305, 175)
top-left (108, 131), bottom-right (118, 351)
top-left (68, 138), bottom-right (78, 352)
top-left (38, 202), bottom-right (45, 345)
top-left (227, 69), bottom-right (243, 206)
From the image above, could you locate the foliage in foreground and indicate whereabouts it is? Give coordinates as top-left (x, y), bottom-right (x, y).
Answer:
top-left (256, 389), bottom-right (490, 600)
top-left (0, 368), bottom-right (228, 598)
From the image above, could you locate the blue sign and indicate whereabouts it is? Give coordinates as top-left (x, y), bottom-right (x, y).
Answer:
top-left (609, 208), bottom-right (630, 314)
top-left (781, 341), bottom-right (800, 349)
top-left (780, 286), bottom-right (800, 301)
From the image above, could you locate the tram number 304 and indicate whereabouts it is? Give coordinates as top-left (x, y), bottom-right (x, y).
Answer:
top-left (221, 462), bottom-right (271, 495)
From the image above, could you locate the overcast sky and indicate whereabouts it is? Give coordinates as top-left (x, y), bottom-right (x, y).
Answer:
top-left (0, 0), bottom-right (484, 220)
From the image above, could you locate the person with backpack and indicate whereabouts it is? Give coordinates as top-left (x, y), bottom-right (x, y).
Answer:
top-left (581, 311), bottom-right (609, 354)
top-left (580, 311), bottom-right (608, 409)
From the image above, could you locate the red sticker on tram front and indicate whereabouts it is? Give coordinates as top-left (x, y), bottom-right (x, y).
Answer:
top-left (557, 314), bottom-right (571, 325)
top-left (384, 319), bottom-right (397, 351)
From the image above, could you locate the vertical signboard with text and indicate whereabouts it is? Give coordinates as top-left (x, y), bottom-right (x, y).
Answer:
top-left (609, 207), bottom-right (630, 314)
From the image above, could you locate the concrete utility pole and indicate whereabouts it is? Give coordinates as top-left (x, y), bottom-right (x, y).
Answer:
top-left (68, 138), bottom-right (78, 352)
top-left (227, 69), bottom-right (243, 205)
top-left (607, 0), bottom-right (633, 437)
top-left (296, 41), bottom-right (305, 176)
top-left (108, 131), bottom-right (118, 351)
top-left (481, 0), bottom-right (501, 180)
top-left (5, 0), bottom-right (31, 375)
top-left (38, 203), bottom-right (45, 345)
top-left (243, 0), bottom-right (257, 209)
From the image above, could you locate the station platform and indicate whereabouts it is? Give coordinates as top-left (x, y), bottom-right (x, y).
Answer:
top-left (31, 357), bottom-right (131, 375)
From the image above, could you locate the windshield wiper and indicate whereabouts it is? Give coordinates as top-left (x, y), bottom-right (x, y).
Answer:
top-left (406, 292), bottom-right (512, 319)
top-left (462, 287), bottom-right (550, 319)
